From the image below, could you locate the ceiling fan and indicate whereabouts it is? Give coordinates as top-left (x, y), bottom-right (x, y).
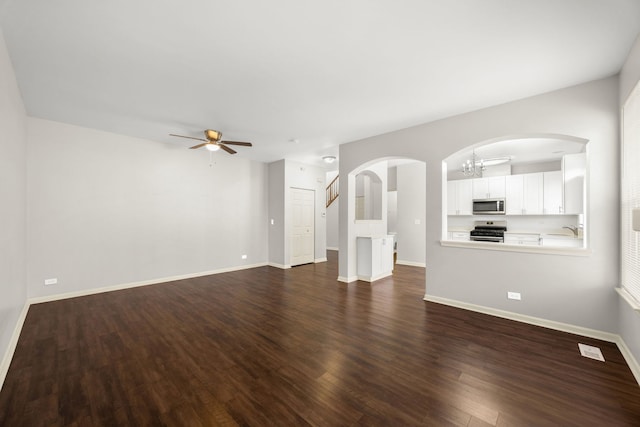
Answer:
top-left (169, 129), bottom-right (252, 154)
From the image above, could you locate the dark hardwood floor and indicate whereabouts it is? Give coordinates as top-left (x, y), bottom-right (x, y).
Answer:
top-left (2, 251), bottom-right (640, 426)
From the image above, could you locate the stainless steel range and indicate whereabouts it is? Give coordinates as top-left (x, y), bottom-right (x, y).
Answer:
top-left (469, 220), bottom-right (507, 243)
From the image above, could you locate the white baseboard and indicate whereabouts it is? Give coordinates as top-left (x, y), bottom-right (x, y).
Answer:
top-left (615, 335), bottom-right (640, 385)
top-left (357, 271), bottom-right (393, 283)
top-left (268, 262), bottom-right (291, 269)
top-left (337, 275), bottom-right (358, 283)
top-left (395, 260), bottom-right (426, 268)
top-left (424, 294), bottom-right (640, 385)
top-left (29, 262), bottom-right (269, 305)
top-left (314, 257), bottom-right (328, 263)
top-left (0, 301), bottom-right (30, 392)
top-left (326, 247), bottom-right (339, 251)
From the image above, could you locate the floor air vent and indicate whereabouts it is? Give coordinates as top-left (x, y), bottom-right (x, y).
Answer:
top-left (578, 343), bottom-right (605, 362)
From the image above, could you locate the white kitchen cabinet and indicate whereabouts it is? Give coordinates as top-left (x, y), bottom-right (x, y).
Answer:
top-left (504, 233), bottom-right (541, 246)
top-left (450, 231), bottom-right (470, 241)
top-left (357, 236), bottom-right (394, 282)
top-left (543, 171), bottom-right (563, 214)
top-left (505, 175), bottom-right (523, 215)
top-left (523, 173), bottom-right (544, 215)
top-left (447, 179), bottom-right (472, 215)
top-left (563, 153), bottom-right (586, 215)
top-left (472, 176), bottom-right (506, 200)
top-left (505, 173), bottom-right (543, 215)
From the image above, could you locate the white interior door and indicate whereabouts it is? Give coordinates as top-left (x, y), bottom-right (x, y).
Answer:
top-left (290, 188), bottom-right (315, 266)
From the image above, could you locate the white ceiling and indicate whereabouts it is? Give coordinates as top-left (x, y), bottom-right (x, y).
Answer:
top-left (1, 0), bottom-right (639, 170)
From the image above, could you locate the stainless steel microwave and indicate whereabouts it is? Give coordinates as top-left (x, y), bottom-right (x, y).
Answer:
top-left (472, 199), bottom-right (505, 215)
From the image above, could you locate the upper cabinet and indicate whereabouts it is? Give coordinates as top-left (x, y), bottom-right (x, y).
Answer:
top-left (543, 170), bottom-right (564, 214)
top-left (447, 180), bottom-right (472, 215)
top-left (505, 173), bottom-right (543, 215)
top-left (447, 153), bottom-right (585, 217)
top-left (472, 176), bottom-right (506, 199)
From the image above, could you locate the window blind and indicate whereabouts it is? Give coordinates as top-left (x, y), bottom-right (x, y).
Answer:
top-left (622, 80), bottom-right (640, 306)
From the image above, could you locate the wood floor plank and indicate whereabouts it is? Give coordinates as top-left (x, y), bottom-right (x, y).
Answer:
top-left (1, 251), bottom-right (639, 426)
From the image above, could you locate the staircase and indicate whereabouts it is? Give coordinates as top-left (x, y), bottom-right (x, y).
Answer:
top-left (326, 175), bottom-right (339, 207)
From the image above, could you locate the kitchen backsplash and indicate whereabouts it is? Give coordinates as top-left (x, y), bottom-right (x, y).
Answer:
top-left (447, 214), bottom-right (581, 232)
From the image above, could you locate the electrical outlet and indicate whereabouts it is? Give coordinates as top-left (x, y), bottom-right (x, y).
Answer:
top-left (270, 219), bottom-right (274, 225)
top-left (44, 278), bottom-right (58, 286)
top-left (241, 254), bottom-right (247, 260)
top-left (507, 291), bottom-right (521, 300)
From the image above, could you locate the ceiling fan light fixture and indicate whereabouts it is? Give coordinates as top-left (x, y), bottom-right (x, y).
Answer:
top-left (205, 143), bottom-right (220, 152)
top-left (323, 156), bottom-right (337, 164)
top-left (205, 129), bottom-right (221, 141)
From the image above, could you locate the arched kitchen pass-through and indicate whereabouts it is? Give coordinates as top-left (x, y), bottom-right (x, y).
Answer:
top-left (442, 134), bottom-right (589, 254)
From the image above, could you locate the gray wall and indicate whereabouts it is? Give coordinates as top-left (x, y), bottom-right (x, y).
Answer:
top-left (268, 159), bottom-right (327, 266)
top-left (340, 76), bottom-right (620, 333)
top-left (0, 28), bottom-right (27, 381)
top-left (396, 162), bottom-right (426, 266)
top-left (619, 34), bottom-right (640, 371)
top-left (26, 118), bottom-right (269, 298)
top-left (284, 160), bottom-right (327, 263)
top-left (268, 160), bottom-right (286, 266)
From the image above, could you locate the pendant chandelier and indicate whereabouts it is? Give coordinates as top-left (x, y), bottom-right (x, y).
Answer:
top-left (461, 150), bottom-right (511, 177)
top-left (461, 151), bottom-right (485, 177)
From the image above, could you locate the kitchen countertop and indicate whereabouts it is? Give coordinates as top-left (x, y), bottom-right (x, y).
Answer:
top-left (506, 230), bottom-right (582, 239)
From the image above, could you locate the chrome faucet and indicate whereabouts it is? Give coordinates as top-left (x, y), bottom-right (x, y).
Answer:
top-left (563, 226), bottom-right (579, 237)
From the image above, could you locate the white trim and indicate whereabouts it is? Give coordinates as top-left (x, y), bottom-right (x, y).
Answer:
top-left (29, 262), bottom-right (268, 304)
top-left (617, 287), bottom-right (640, 311)
top-left (424, 294), bottom-right (640, 386)
top-left (326, 247), bottom-right (339, 251)
top-left (314, 257), bottom-right (328, 263)
top-left (267, 262), bottom-right (291, 269)
top-left (0, 302), bottom-right (30, 391)
top-left (440, 240), bottom-right (591, 257)
top-left (615, 335), bottom-right (640, 385)
top-left (357, 271), bottom-right (393, 282)
top-left (424, 294), bottom-right (617, 342)
top-left (395, 260), bottom-right (426, 268)
top-left (337, 275), bottom-right (358, 283)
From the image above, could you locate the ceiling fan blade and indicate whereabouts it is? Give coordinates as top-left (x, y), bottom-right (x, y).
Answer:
top-left (221, 140), bottom-right (252, 147)
top-left (189, 143), bottom-right (208, 149)
top-left (218, 143), bottom-right (237, 154)
top-left (170, 134), bottom-right (207, 142)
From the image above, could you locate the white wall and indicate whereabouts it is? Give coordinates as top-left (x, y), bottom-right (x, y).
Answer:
top-left (0, 27), bottom-right (27, 385)
top-left (619, 34), bottom-right (640, 373)
top-left (340, 76), bottom-right (620, 333)
top-left (26, 118), bottom-right (269, 298)
top-left (396, 162), bottom-right (426, 266)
